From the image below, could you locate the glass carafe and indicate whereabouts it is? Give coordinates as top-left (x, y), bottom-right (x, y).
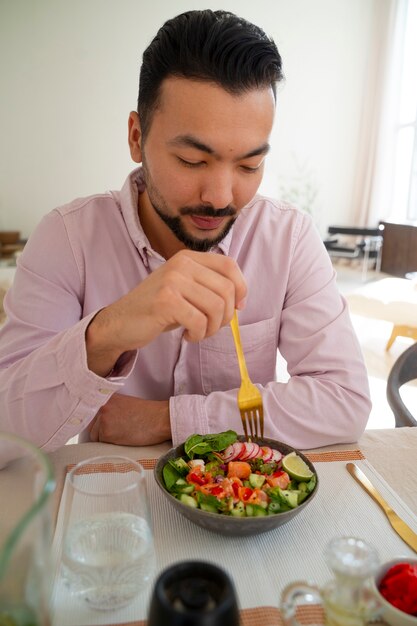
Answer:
top-left (281, 537), bottom-right (380, 626)
top-left (0, 431), bottom-right (56, 626)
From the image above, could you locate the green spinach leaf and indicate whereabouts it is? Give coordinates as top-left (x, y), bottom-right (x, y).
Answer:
top-left (163, 463), bottom-right (181, 490)
top-left (184, 430), bottom-right (237, 459)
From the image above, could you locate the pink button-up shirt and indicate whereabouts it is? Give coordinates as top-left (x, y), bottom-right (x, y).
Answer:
top-left (0, 168), bottom-right (370, 458)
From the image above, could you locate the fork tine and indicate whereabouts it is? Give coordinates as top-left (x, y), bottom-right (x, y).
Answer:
top-left (246, 408), bottom-right (264, 440)
top-left (240, 410), bottom-right (249, 440)
top-left (250, 410), bottom-right (257, 439)
top-left (259, 406), bottom-right (264, 439)
top-left (246, 412), bottom-right (252, 439)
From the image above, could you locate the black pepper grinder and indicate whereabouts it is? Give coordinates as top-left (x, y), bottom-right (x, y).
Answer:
top-left (148, 561), bottom-right (240, 626)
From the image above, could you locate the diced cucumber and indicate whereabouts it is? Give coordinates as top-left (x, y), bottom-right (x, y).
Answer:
top-left (196, 492), bottom-right (222, 511)
top-left (205, 461), bottom-right (225, 477)
top-left (177, 482), bottom-right (194, 495)
top-left (170, 478), bottom-right (194, 495)
top-left (249, 473), bottom-right (266, 489)
top-left (298, 481), bottom-right (309, 493)
top-left (297, 490), bottom-right (309, 504)
top-left (169, 457), bottom-right (189, 475)
top-left (246, 503), bottom-right (267, 517)
top-left (246, 504), bottom-right (254, 517)
top-left (200, 502), bottom-right (219, 514)
top-left (279, 489), bottom-right (300, 509)
top-left (180, 494), bottom-right (198, 508)
top-left (230, 501), bottom-right (245, 517)
top-left (307, 475), bottom-right (317, 493)
top-left (268, 501), bottom-right (281, 514)
top-left (219, 496), bottom-right (234, 513)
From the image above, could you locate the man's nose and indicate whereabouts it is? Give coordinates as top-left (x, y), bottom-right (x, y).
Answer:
top-left (200, 169), bottom-right (234, 209)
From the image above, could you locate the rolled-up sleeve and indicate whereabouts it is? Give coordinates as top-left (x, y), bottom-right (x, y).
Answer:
top-left (0, 211), bottom-right (136, 457)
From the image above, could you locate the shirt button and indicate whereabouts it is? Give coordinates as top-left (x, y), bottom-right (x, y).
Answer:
top-left (69, 417), bottom-right (82, 425)
top-left (99, 388), bottom-right (112, 394)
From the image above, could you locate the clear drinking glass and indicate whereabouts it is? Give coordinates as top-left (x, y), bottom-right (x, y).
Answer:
top-left (60, 455), bottom-right (155, 611)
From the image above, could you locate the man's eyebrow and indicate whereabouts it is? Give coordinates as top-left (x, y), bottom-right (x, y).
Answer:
top-left (241, 143), bottom-right (270, 159)
top-left (168, 134), bottom-right (270, 160)
top-left (168, 135), bottom-right (214, 154)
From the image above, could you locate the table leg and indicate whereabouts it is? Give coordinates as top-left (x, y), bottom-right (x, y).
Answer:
top-left (386, 324), bottom-right (417, 351)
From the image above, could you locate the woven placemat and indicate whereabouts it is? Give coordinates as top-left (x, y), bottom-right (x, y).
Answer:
top-left (67, 449), bottom-right (365, 474)
top-left (80, 605), bottom-right (391, 626)
top-left (61, 449), bottom-right (365, 626)
top-left (79, 603), bottom-right (325, 626)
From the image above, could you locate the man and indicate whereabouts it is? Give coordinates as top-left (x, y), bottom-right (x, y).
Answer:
top-left (0, 10), bottom-right (371, 459)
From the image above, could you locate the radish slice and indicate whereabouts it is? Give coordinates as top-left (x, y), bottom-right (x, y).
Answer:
top-left (261, 446), bottom-right (273, 461)
top-left (271, 449), bottom-right (283, 463)
top-left (253, 444), bottom-right (264, 459)
top-left (229, 441), bottom-right (245, 460)
top-left (238, 442), bottom-right (255, 461)
top-left (245, 442), bottom-right (261, 460)
top-left (221, 444), bottom-right (236, 462)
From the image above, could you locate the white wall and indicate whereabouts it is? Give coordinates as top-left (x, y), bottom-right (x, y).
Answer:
top-left (0, 0), bottom-right (383, 238)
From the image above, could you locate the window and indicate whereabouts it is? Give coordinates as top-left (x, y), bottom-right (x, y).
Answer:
top-left (390, 0), bottom-right (417, 221)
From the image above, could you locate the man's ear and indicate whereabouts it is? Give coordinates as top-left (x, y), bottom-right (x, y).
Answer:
top-left (128, 111), bottom-right (143, 163)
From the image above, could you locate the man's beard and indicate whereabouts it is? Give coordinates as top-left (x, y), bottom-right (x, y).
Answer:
top-left (142, 163), bottom-right (237, 252)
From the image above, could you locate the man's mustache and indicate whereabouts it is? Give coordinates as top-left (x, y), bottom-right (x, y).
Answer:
top-left (179, 205), bottom-right (236, 218)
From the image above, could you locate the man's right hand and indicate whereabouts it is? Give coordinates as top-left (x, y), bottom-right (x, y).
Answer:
top-left (85, 249), bottom-right (247, 377)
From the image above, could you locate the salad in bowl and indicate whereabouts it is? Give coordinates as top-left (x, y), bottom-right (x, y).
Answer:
top-left (154, 431), bottom-right (318, 536)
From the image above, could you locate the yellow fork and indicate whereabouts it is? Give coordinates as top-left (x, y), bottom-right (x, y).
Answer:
top-left (230, 310), bottom-right (264, 439)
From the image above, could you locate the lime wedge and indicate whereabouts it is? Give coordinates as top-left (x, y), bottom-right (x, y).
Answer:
top-left (282, 451), bottom-right (314, 481)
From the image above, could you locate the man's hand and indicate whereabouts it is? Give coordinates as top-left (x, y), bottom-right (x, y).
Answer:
top-left (86, 249), bottom-right (247, 376)
top-left (87, 394), bottom-right (171, 446)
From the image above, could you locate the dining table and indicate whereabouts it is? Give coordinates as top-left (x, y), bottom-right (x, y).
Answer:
top-left (2, 426), bottom-right (417, 626)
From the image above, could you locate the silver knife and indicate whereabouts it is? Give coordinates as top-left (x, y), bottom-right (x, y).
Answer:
top-left (346, 462), bottom-right (417, 554)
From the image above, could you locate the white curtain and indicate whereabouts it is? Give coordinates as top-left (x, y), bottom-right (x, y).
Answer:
top-left (352, 0), bottom-right (408, 226)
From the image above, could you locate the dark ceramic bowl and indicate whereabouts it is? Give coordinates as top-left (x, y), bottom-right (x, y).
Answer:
top-left (154, 436), bottom-right (319, 536)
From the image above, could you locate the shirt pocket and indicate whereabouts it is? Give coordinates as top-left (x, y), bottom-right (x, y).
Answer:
top-left (199, 317), bottom-right (277, 395)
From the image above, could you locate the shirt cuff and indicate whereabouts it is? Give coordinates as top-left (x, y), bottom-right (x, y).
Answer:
top-left (169, 394), bottom-right (209, 446)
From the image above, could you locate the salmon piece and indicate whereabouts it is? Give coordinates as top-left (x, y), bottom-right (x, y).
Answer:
top-left (266, 471), bottom-right (290, 489)
top-left (227, 461), bottom-right (251, 480)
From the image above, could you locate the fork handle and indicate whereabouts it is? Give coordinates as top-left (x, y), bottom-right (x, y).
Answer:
top-left (230, 310), bottom-right (250, 382)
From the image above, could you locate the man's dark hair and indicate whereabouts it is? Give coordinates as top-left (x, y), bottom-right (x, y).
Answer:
top-left (137, 9), bottom-right (283, 140)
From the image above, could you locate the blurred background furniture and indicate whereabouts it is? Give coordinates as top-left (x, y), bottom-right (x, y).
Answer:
top-left (324, 226), bottom-right (384, 281)
top-left (380, 222), bottom-right (417, 277)
top-left (386, 342), bottom-right (417, 427)
top-left (0, 231), bottom-right (25, 269)
top-left (0, 266), bottom-right (16, 327)
top-left (345, 276), bottom-right (417, 351)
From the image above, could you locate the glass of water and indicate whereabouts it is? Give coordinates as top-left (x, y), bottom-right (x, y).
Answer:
top-left (60, 455), bottom-right (155, 611)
